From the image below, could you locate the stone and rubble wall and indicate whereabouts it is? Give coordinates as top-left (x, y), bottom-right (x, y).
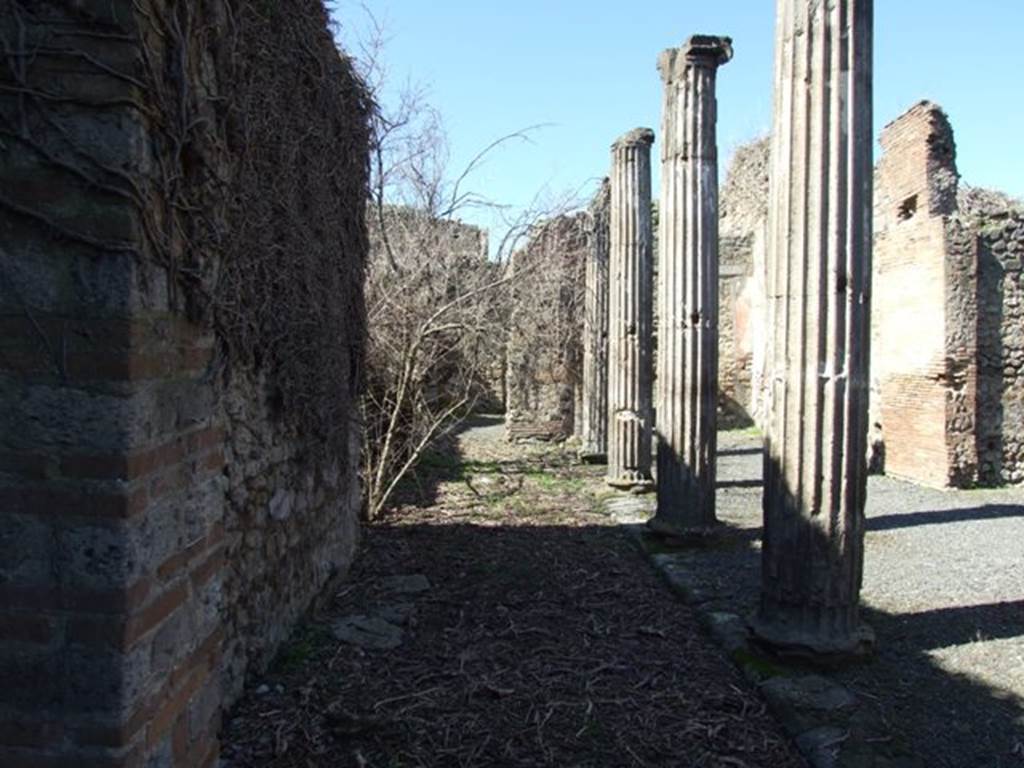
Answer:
top-left (975, 213), bottom-right (1024, 484)
top-left (0, 2), bottom-right (368, 766)
top-left (505, 214), bottom-right (588, 442)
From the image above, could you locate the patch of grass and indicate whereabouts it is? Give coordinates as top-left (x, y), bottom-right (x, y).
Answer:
top-left (524, 471), bottom-right (587, 494)
top-left (725, 424), bottom-right (763, 438)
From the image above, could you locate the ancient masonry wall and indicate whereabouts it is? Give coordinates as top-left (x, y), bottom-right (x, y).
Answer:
top-left (975, 212), bottom-right (1024, 484)
top-left (505, 214), bottom-right (588, 442)
top-left (718, 138), bottom-right (769, 424)
top-left (871, 102), bottom-right (974, 487)
top-left (0, 3), bottom-right (367, 766)
top-left (871, 100), bottom-right (1023, 487)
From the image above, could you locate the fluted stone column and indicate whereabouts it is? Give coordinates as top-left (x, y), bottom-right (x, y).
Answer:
top-left (607, 129), bottom-right (655, 489)
top-left (580, 179), bottom-right (612, 463)
top-left (753, 0), bottom-right (875, 657)
top-left (650, 36), bottom-right (732, 536)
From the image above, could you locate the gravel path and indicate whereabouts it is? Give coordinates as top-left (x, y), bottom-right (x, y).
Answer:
top-left (708, 430), bottom-right (1024, 767)
top-left (221, 418), bottom-right (806, 768)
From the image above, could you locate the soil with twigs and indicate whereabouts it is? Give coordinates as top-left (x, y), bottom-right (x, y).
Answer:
top-left (221, 416), bottom-right (806, 767)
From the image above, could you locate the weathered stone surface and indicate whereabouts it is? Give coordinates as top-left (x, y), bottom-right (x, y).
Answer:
top-left (602, 495), bottom-right (656, 524)
top-left (333, 616), bottom-right (404, 650)
top-left (755, 0), bottom-right (875, 657)
top-left (579, 179), bottom-right (612, 463)
top-left (606, 128), bottom-right (656, 489)
top-left (651, 35), bottom-right (732, 536)
top-left (870, 102), bottom-right (978, 488)
top-left (794, 726), bottom-right (847, 768)
top-left (869, 100), bottom-right (1023, 488)
top-left (0, 3), bottom-right (368, 767)
top-left (381, 574), bottom-right (432, 594)
top-left (719, 139), bottom-right (771, 425)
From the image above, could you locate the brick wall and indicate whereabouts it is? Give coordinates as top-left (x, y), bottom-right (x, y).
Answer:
top-left (871, 101), bottom-right (980, 488)
top-left (872, 100), bottom-right (1023, 488)
top-left (0, 6), bottom-right (225, 765)
top-left (0, 2), bottom-right (365, 765)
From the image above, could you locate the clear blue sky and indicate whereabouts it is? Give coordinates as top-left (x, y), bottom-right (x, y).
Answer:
top-left (333, 1), bottom-right (1024, 238)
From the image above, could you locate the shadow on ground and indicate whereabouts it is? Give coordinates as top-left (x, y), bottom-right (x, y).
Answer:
top-left (222, 423), bottom-right (1024, 768)
top-left (652, 437), bottom-right (1024, 767)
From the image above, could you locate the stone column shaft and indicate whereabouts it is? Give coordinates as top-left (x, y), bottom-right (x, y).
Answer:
top-left (607, 129), bottom-right (655, 489)
top-left (755, 0), bottom-right (874, 656)
top-left (580, 179), bottom-right (611, 463)
top-left (652, 36), bottom-right (732, 535)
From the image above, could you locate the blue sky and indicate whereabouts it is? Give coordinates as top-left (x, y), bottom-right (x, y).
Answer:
top-left (333, 1), bottom-right (1024, 238)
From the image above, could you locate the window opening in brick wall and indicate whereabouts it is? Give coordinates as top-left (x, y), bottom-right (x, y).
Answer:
top-left (898, 194), bottom-right (918, 221)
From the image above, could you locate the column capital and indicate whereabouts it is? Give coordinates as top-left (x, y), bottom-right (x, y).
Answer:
top-left (612, 127), bottom-right (655, 150)
top-left (659, 35), bottom-right (733, 82)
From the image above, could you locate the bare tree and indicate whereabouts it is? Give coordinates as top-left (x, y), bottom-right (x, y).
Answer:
top-left (350, 15), bottom-right (577, 517)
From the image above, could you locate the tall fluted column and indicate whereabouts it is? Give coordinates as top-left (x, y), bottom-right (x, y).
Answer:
top-left (606, 129), bottom-right (655, 489)
top-left (580, 179), bottom-right (612, 463)
top-left (753, 0), bottom-right (875, 657)
top-left (650, 36), bottom-right (732, 536)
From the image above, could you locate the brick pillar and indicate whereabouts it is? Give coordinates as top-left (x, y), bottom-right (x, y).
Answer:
top-left (651, 36), bottom-right (732, 536)
top-left (580, 179), bottom-right (611, 463)
top-left (0, 4), bottom-right (225, 765)
top-left (753, 0), bottom-right (875, 657)
top-left (606, 129), bottom-right (656, 490)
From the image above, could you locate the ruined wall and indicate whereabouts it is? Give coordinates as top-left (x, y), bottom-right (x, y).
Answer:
top-left (871, 100), bottom-right (1023, 488)
top-left (975, 213), bottom-right (1024, 484)
top-left (718, 137), bottom-right (769, 423)
top-left (505, 214), bottom-right (588, 441)
top-left (0, 2), bottom-right (369, 765)
top-left (870, 102), bottom-right (974, 487)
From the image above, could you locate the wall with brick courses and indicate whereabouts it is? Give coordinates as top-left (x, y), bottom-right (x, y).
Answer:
top-left (870, 102), bottom-right (976, 487)
top-left (0, 2), bottom-right (365, 766)
top-left (505, 214), bottom-right (588, 441)
top-left (871, 100), bottom-right (1022, 488)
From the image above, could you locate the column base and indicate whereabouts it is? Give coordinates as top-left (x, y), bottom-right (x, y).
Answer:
top-left (749, 612), bottom-right (875, 663)
top-left (578, 448), bottom-right (608, 465)
top-left (605, 471), bottom-right (654, 493)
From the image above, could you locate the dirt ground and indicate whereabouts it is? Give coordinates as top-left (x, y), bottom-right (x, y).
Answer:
top-left (221, 417), bottom-right (807, 767)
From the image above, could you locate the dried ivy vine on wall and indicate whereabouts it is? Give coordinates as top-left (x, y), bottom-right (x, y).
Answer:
top-left (0, 0), bottom-right (373, 461)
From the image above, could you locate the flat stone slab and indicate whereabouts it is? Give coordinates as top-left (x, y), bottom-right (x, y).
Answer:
top-left (332, 615), bottom-right (403, 650)
top-left (376, 602), bottom-right (415, 626)
top-left (795, 726), bottom-right (848, 768)
top-left (761, 675), bottom-right (858, 714)
top-left (601, 496), bottom-right (655, 524)
top-left (704, 611), bottom-right (751, 653)
top-left (380, 574), bottom-right (432, 594)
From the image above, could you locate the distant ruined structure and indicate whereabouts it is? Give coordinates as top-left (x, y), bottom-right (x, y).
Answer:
top-left (505, 213), bottom-right (588, 441)
top-left (715, 102), bottom-right (1023, 490)
top-left (871, 101), bottom-right (1024, 488)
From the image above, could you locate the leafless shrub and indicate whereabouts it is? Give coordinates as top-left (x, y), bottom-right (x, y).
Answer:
top-left (352, 17), bottom-right (578, 516)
